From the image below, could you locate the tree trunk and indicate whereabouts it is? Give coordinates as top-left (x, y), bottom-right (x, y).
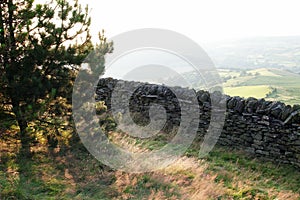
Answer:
top-left (12, 100), bottom-right (31, 156)
top-left (18, 117), bottom-right (31, 156)
top-left (6, 0), bottom-right (31, 156)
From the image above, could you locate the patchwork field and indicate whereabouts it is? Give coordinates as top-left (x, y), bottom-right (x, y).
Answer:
top-left (219, 68), bottom-right (300, 105)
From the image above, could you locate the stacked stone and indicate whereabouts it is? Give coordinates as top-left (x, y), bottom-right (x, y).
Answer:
top-left (96, 78), bottom-right (300, 168)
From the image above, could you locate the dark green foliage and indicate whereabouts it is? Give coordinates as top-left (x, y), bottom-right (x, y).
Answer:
top-left (0, 0), bottom-right (113, 154)
top-left (99, 115), bottom-right (117, 132)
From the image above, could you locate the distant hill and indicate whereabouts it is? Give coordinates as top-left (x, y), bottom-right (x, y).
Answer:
top-left (204, 36), bottom-right (300, 73)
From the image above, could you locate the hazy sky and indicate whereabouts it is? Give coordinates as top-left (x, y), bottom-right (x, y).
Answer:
top-left (80, 0), bottom-right (300, 44)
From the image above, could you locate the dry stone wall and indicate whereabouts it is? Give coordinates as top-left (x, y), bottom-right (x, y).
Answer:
top-left (96, 78), bottom-right (300, 168)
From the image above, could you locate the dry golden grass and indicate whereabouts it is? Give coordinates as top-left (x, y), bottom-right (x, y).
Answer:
top-left (162, 157), bottom-right (225, 199)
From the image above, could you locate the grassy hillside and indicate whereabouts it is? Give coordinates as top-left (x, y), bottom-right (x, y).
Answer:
top-left (1, 115), bottom-right (300, 200)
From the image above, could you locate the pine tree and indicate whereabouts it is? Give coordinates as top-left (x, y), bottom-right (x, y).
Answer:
top-left (0, 0), bottom-right (113, 155)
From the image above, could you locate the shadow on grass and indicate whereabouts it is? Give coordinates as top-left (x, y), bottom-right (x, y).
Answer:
top-left (0, 142), bottom-right (119, 199)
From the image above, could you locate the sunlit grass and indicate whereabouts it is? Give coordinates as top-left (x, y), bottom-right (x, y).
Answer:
top-left (224, 85), bottom-right (272, 98)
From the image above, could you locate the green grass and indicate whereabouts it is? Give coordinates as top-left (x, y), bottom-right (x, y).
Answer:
top-left (204, 148), bottom-right (300, 193)
top-left (240, 76), bottom-right (300, 88)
